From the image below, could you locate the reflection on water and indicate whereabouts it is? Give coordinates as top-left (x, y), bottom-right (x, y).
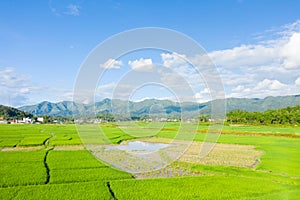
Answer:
top-left (90, 140), bottom-right (187, 173)
top-left (105, 141), bottom-right (172, 152)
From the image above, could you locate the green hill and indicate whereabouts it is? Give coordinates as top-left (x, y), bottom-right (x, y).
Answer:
top-left (0, 105), bottom-right (33, 120)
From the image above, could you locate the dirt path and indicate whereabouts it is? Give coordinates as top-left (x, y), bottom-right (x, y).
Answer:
top-left (1, 144), bottom-right (85, 151)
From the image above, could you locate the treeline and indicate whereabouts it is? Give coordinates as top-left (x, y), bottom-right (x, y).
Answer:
top-left (226, 105), bottom-right (300, 125)
top-left (39, 115), bottom-right (74, 124)
top-left (96, 113), bottom-right (181, 122)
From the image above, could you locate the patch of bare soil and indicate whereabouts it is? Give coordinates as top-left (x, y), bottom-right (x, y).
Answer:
top-left (1, 145), bottom-right (85, 151)
top-left (179, 142), bottom-right (263, 168)
top-left (53, 145), bottom-right (85, 150)
top-left (134, 137), bottom-right (263, 179)
top-left (139, 137), bottom-right (262, 168)
top-left (1, 146), bottom-right (44, 151)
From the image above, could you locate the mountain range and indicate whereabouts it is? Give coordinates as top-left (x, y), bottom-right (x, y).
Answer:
top-left (17, 95), bottom-right (300, 118)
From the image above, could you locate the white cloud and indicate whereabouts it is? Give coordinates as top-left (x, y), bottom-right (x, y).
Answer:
top-left (0, 68), bottom-right (37, 106)
top-left (281, 32), bottom-right (300, 69)
top-left (49, 1), bottom-right (81, 17)
top-left (295, 77), bottom-right (300, 86)
top-left (160, 53), bottom-right (206, 90)
top-left (199, 88), bottom-right (210, 94)
top-left (100, 20), bottom-right (300, 102)
top-left (94, 82), bottom-right (116, 101)
top-left (232, 85), bottom-right (244, 92)
top-left (128, 58), bottom-right (153, 71)
top-left (132, 96), bottom-right (177, 102)
top-left (65, 4), bottom-right (80, 16)
top-left (209, 44), bottom-right (279, 68)
top-left (0, 68), bottom-right (76, 107)
top-left (161, 52), bottom-right (187, 67)
top-left (203, 20), bottom-right (300, 98)
top-left (255, 79), bottom-right (286, 90)
top-left (96, 82), bottom-right (136, 100)
top-left (100, 58), bottom-right (123, 69)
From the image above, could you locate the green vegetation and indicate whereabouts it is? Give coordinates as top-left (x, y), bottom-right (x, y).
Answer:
top-left (48, 150), bottom-right (132, 184)
top-left (227, 105), bottom-right (300, 125)
top-left (0, 182), bottom-right (113, 200)
top-left (97, 112), bottom-right (115, 122)
top-left (0, 122), bottom-right (299, 199)
top-left (0, 105), bottom-right (32, 121)
top-left (0, 148), bottom-right (132, 199)
top-left (0, 125), bottom-right (50, 147)
top-left (0, 151), bottom-right (47, 187)
top-left (111, 176), bottom-right (293, 200)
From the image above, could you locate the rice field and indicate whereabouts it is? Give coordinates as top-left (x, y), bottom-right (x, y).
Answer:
top-left (0, 123), bottom-right (299, 199)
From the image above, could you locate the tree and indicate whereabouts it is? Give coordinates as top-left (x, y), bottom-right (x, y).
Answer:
top-left (97, 113), bottom-right (115, 122)
top-left (199, 114), bottom-right (209, 122)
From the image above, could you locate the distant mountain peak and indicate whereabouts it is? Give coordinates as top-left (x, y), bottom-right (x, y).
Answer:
top-left (17, 95), bottom-right (300, 117)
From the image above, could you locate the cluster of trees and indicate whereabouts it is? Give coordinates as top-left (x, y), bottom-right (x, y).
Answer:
top-left (96, 113), bottom-right (182, 122)
top-left (40, 115), bottom-right (74, 124)
top-left (0, 105), bottom-right (32, 120)
top-left (198, 115), bottom-right (209, 122)
top-left (96, 113), bottom-right (115, 122)
top-left (226, 105), bottom-right (300, 125)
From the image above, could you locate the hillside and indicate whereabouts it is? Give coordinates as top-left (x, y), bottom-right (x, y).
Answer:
top-left (0, 105), bottom-right (33, 120)
top-left (18, 95), bottom-right (300, 118)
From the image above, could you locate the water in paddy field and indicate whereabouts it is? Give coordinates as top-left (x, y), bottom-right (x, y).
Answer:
top-left (89, 140), bottom-right (187, 173)
top-left (105, 141), bottom-right (172, 152)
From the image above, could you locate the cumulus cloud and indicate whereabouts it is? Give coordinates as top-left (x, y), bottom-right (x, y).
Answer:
top-left (255, 79), bottom-right (286, 90)
top-left (205, 20), bottom-right (300, 98)
top-left (281, 32), bottom-right (300, 69)
top-left (160, 53), bottom-right (206, 90)
top-left (209, 44), bottom-right (279, 68)
top-left (96, 82), bottom-right (116, 99)
top-left (0, 68), bottom-right (36, 106)
top-left (155, 21), bottom-right (300, 100)
top-left (100, 58), bottom-right (123, 69)
top-left (295, 77), bottom-right (300, 86)
top-left (161, 52), bottom-right (187, 67)
top-left (0, 68), bottom-right (75, 107)
top-left (101, 20), bottom-right (300, 102)
top-left (128, 58), bottom-right (153, 71)
top-left (194, 88), bottom-right (212, 103)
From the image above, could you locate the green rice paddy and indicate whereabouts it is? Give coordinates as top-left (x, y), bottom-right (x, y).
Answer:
top-left (0, 123), bottom-right (299, 199)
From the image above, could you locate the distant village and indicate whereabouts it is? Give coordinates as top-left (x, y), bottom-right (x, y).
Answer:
top-left (0, 117), bottom-right (42, 124)
top-left (0, 115), bottom-right (75, 124)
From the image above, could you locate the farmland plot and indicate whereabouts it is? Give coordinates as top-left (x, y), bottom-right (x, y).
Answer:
top-left (0, 123), bottom-right (300, 199)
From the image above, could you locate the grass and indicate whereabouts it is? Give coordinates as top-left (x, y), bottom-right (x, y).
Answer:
top-left (0, 181), bottom-right (113, 200)
top-left (0, 162), bottom-right (47, 187)
top-left (18, 136), bottom-right (50, 146)
top-left (47, 150), bottom-right (108, 169)
top-left (50, 168), bottom-right (132, 183)
top-left (0, 150), bottom-right (47, 187)
top-left (0, 150), bottom-right (46, 163)
top-left (111, 176), bottom-right (292, 200)
top-left (47, 150), bottom-right (132, 184)
top-left (0, 139), bottom-right (20, 147)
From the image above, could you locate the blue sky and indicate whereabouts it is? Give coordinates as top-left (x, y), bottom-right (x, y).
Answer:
top-left (1, 0), bottom-right (300, 106)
